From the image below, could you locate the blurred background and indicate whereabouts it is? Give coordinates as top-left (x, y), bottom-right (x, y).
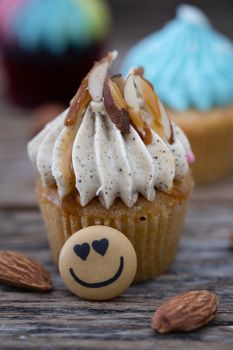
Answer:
top-left (0, 0), bottom-right (233, 206)
top-left (110, 0), bottom-right (233, 61)
top-left (0, 0), bottom-right (232, 108)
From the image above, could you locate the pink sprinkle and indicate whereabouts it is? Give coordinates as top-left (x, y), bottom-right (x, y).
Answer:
top-left (187, 152), bottom-right (195, 164)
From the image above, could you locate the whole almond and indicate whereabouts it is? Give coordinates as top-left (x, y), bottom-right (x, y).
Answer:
top-left (0, 251), bottom-right (53, 291)
top-left (151, 290), bottom-right (218, 333)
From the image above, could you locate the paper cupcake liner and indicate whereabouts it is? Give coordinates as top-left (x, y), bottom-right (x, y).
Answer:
top-left (36, 179), bottom-right (191, 282)
top-left (173, 106), bottom-right (233, 183)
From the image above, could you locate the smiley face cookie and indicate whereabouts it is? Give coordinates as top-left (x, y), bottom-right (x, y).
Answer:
top-left (59, 225), bottom-right (137, 300)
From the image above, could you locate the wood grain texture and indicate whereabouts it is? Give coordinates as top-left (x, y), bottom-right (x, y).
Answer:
top-left (1, 85), bottom-right (233, 350)
top-left (0, 202), bottom-right (233, 349)
top-left (1, 83), bottom-right (233, 349)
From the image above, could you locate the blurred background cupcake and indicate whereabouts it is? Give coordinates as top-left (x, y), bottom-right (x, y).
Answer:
top-left (122, 4), bottom-right (233, 183)
top-left (0, 0), bottom-right (112, 107)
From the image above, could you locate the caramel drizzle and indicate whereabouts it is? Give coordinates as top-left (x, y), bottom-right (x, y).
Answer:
top-left (105, 76), bottom-right (152, 142)
top-left (67, 143), bottom-right (75, 191)
top-left (166, 110), bottom-right (174, 144)
top-left (110, 74), bottom-right (125, 95)
top-left (127, 108), bottom-right (152, 145)
top-left (64, 63), bottom-right (172, 147)
top-left (64, 52), bottom-right (116, 127)
top-left (64, 76), bottom-right (91, 126)
top-left (63, 76), bottom-right (91, 194)
top-left (169, 180), bottom-right (190, 201)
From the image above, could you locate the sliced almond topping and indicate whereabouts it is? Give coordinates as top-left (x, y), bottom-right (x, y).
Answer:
top-left (134, 75), bottom-right (164, 138)
top-left (88, 51), bottom-right (118, 102)
top-left (111, 74), bottom-right (125, 95)
top-left (127, 108), bottom-right (152, 145)
top-left (65, 51), bottom-right (118, 126)
top-left (124, 74), bottom-right (140, 110)
top-left (132, 66), bottom-right (144, 76)
top-left (106, 50), bottom-right (118, 61)
top-left (127, 108), bottom-right (144, 133)
top-left (88, 60), bottom-right (109, 102)
top-left (124, 74), bottom-right (152, 144)
top-left (143, 121), bottom-right (153, 145)
top-left (158, 100), bottom-right (174, 143)
top-left (65, 76), bottom-right (91, 126)
top-left (103, 78), bottom-right (130, 134)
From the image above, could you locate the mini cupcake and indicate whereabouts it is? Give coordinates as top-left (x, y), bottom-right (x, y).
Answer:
top-left (122, 4), bottom-right (233, 183)
top-left (0, 0), bottom-right (111, 107)
top-left (28, 51), bottom-right (194, 282)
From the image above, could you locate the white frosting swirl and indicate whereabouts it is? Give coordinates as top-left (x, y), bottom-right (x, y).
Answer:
top-left (28, 57), bottom-right (193, 209)
top-left (28, 104), bottom-right (192, 209)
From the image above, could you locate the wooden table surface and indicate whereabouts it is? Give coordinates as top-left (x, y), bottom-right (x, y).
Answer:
top-left (1, 77), bottom-right (233, 348)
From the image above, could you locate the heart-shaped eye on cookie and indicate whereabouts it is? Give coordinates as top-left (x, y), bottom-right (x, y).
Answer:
top-left (92, 238), bottom-right (109, 256)
top-left (59, 226), bottom-right (137, 301)
top-left (73, 243), bottom-right (90, 261)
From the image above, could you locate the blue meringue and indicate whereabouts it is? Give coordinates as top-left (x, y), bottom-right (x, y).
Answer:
top-left (2, 0), bottom-right (111, 55)
top-left (122, 4), bottom-right (233, 111)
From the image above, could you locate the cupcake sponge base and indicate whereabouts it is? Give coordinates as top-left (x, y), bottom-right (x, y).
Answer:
top-left (36, 175), bottom-right (192, 282)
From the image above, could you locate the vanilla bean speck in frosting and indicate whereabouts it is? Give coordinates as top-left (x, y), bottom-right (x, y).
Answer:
top-left (28, 51), bottom-right (194, 209)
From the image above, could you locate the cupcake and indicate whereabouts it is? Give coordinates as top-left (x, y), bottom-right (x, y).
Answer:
top-left (122, 4), bottom-right (233, 183)
top-left (0, 0), bottom-right (111, 107)
top-left (28, 51), bottom-right (194, 282)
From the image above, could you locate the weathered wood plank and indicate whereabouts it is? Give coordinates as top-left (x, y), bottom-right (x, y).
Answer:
top-left (0, 203), bottom-right (233, 349)
top-left (0, 98), bottom-right (38, 207)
